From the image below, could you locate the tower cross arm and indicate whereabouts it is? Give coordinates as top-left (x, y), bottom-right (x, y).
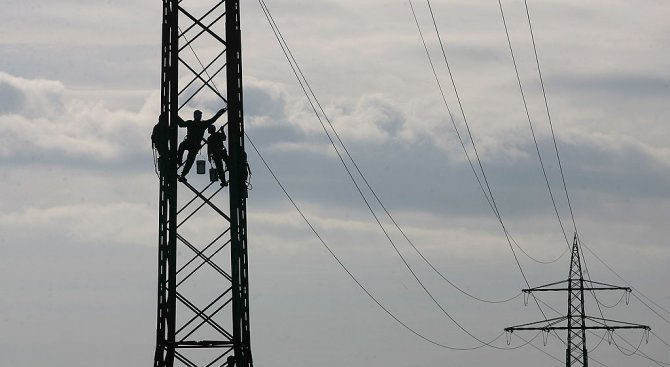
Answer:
top-left (505, 316), bottom-right (567, 332)
top-left (521, 279), bottom-right (569, 293)
top-left (522, 279), bottom-right (632, 293)
top-left (582, 279), bottom-right (631, 291)
top-left (585, 316), bottom-right (650, 331)
top-left (506, 316), bottom-right (650, 332)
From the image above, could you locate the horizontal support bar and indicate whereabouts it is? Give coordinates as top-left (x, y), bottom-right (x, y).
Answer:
top-left (174, 340), bottom-right (235, 348)
top-left (523, 287), bottom-right (631, 292)
top-left (506, 325), bottom-right (650, 331)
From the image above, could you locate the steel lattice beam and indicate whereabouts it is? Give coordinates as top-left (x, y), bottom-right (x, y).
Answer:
top-left (154, 1), bottom-right (251, 366)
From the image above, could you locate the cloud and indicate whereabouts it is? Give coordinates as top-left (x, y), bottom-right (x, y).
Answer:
top-left (328, 94), bottom-right (407, 143)
top-left (3, 68), bottom-right (667, 229)
top-left (244, 76), bottom-right (291, 124)
top-left (0, 202), bottom-right (155, 247)
top-left (0, 79), bottom-right (26, 115)
top-left (0, 71), bottom-right (157, 164)
top-left (0, 72), bottom-right (65, 117)
top-left (2, 1), bottom-right (670, 365)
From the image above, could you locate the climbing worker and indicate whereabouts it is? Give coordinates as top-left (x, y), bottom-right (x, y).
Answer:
top-left (206, 125), bottom-right (229, 187)
top-left (151, 112), bottom-right (169, 171)
top-left (241, 151), bottom-right (251, 198)
top-left (177, 107), bottom-right (227, 182)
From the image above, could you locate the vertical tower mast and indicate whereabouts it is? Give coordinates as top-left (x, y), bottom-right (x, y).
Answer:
top-left (566, 239), bottom-right (587, 366)
top-left (154, 0), bottom-right (252, 366)
top-left (505, 235), bottom-right (649, 367)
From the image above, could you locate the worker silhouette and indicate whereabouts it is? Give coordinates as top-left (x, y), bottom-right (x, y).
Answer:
top-left (241, 151), bottom-right (251, 198)
top-left (151, 112), bottom-right (169, 171)
top-left (177, 108), bottom-right (227, 182)
top-left (207, 125), bottom-right (229, 186)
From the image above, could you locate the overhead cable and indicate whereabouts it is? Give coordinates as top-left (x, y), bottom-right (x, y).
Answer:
top-left (581, 239), bottom-right (670, 326)
top-left (521, 0), bottom-right (578, 234)
top-left (496, 0), bottom-right (571, 249)
top-left (258, 0), bottom-right (524, 350)
top-left (520, 3), bottom-right (670, 362)
top-left (536, 292), bottom-right (667, 366)
top-left (420, 0), bottom-right (562, 343)
top-left (259, 0), bottom-right (521, 305)
top-left (423, 0), bottom-right (566, 269)
top-left (245, 132), bottom-right (532, 351)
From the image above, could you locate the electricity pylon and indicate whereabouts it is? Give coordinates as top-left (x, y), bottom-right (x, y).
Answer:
top-left (153, 0), bottom-right (252, 366)
top-left (505, 234), bottom-right (649, 367)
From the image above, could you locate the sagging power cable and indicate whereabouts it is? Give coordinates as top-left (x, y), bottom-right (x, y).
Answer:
top-left (259, 0), bottom-right (522, 348)
top-left (536, 292), bottom-right (669, 367)
top-left (496, 0), bottom-right (571, 250)
top-left (416, 0), bottom-right (566, 277)
top-left (516, 2), bottom-right (670, 362)
top-left (521, 0), bottom-right (579, 235)
top-left (418, 0), bottom-right (567, 349)
top-left (419, 0), bottom-right (555, 313)
top-left (581, 239), bottom-right (670, 327)
top-left (245, 132), bottom-right (538, 351)
top-left (259, 0), bottom-right (522, 306)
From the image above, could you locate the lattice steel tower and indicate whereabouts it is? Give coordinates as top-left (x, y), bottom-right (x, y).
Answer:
top-left (505, 234), bottom-right (649, 367)
top-left (153, 0), bottom-right (252, 366)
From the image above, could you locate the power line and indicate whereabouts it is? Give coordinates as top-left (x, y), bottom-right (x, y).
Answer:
top-left (245, 132), bottom-right (534, 351)
top-left (512, 333), bottom-right (564, 366)
top-left (534, 289), bottom-right (667, 367)
top-left (258, 0), bottom-right (522, 305)
top-left (580, 239), bottom-right (670, 326)
top-left (497, 3), bottom-right (670, 364)
top-left (612, 331), bottom-right (648, 357)
top-left (612, 332), bottom-right (668, 366)
top-left (518, 3), bottom-right (670, 364)
top-left (532, 298), bottom-right (622, 367)
top-left (595, 291), bottom-right (628, 309)
top-left (178, 7), bottom-right (512, 353)
top-left (420, 0), bottom-right (567, 347)
top-left (258, 1), bottom-right (670, 363)
top-left (412, 1), bottom-right (564, 268)
top-left (423, 0), bottom-right (566, 269)
top-left (521, 0), bottom-right (578, 234)
top-left (412, 0), bottom-right (558, 270)
top-left (496, 0), bottom-right (571, 249)
top-left (416, 3), bottom-right (670, 366)
top-left (424, 2), bottom-right (670, 365)
top-left (651, 330), bottom-right (670, 349)
top-left (258, 0), bottom-right (522, 349)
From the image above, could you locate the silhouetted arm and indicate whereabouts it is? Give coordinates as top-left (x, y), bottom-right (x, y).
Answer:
top-left (205, 108), bottom-right (227, 126)
top-left (176, 115), bottom-right (188, 127)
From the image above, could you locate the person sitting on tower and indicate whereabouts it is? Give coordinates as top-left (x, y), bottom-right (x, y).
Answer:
top-left (207, 125), bottom-right (229, 187)
top-left (177, 107), bottom-right (227, 182)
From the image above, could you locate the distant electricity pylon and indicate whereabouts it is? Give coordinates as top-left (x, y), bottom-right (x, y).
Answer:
top-left (505, 234), bottom-right (649, 367)
top-left (153, 0), bottom-right (252, 366)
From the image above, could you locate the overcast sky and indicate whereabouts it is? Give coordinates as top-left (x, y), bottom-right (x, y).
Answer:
top-left (1, 1), bottom-right (669, 366)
